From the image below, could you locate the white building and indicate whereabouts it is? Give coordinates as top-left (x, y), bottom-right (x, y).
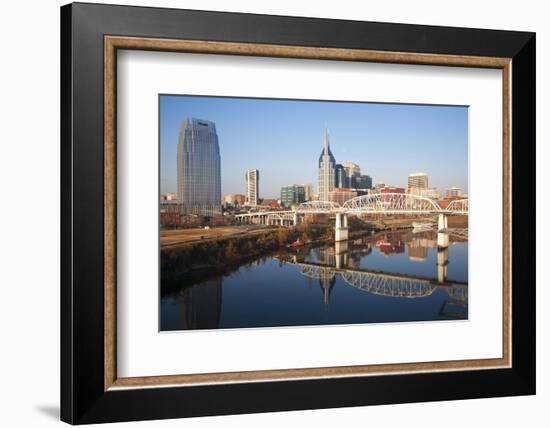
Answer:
top-left (245, 169), bottom-right (260, 206)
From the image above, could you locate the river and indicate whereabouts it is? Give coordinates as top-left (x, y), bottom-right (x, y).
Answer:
top-left (160, 229), bottom-right (468, 331)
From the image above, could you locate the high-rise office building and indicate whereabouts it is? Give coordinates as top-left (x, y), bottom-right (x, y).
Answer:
top-left (304, 184), bottom-right (314, 201)
top-left (343, 161), bottom-right (361, 177)
top-left (343, 161), bottom-right (361, 187)
top-left (335, 164), bottom-right (348, 188)
top-left (281, 184), bottom-right (306, 207)
top-left (177, 118), bottom-right (221, 216)
top-left (408, 172), bottom-right (429, 194)
top-left (355, 174), bottom-right (373, 190)
top-left (245, 169), bottom-right (260, 206)
top-left (318, 129), bottom-right (336, 201)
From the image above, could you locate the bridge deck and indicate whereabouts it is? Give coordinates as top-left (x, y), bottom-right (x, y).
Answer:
top-left (235, 209), bottom-right (467, 217)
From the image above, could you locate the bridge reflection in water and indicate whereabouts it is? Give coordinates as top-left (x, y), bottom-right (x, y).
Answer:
top-left (279, 242), bottom-right (466, 310)
top-left (160, 230), bottom-right (468, 331)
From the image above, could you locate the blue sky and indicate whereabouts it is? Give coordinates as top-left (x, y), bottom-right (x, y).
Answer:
top-left (160, 95), bottom-right (468, 198)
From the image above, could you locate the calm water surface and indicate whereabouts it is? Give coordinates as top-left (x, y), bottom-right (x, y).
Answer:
top-left (161, 230), bottom-right (468, 330)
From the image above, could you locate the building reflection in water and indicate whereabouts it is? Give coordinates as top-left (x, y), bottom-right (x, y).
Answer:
top-left (313, 231), bottom-right (452, 270)
top-left (308, 229), bottom-right (460, 308)
top-left (407, 237), bottom-right (432, 262)
top-left (174, 278), bottom-right (222, 329)
top-left (318, 274), bottom-right (336, 308)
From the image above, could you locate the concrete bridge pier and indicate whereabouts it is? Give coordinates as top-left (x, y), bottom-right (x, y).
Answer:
top-left (437, 247), bottom-right (449, 284)
top-left (334, 241), bottom-right (349, 269)
top-left (437, 214), bottom-right (449, 248)
top-left (437, 213), bottom-right (448, 231)
top-left (335, 213), bottom-right (349, 242)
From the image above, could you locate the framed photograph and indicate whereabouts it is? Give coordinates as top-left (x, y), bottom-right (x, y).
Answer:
top-left (61, 2), bottom-right (536, 424)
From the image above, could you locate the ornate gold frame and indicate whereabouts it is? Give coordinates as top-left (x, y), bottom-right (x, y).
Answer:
top-left (103, 36), bottom-right (512, 391)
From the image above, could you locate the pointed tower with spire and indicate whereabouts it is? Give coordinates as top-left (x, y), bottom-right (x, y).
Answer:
top-left (318, 129), bottom-right (336, 201)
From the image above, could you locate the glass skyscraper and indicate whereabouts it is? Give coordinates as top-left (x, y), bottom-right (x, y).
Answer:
top-left (281, 184), bottom-right (306, 207)
top-left (318, 129), bottom-right (336, 201)
top-left (343, 161), bottom-right (361, 188)
top-left (335, 164), bottom-right (348, 188)
top-left (177, 118), bottom-right (221, 216)
top-left (355, 174), bottom-right (373, 190)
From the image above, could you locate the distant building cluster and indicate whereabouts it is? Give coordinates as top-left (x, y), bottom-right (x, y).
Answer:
top-left (316, 129), bottom-right (373, 206)
top-left (341, 161), bottom-right (372, 190)
top-left (380, 186), bottom-right (405, 194)
top-left (278, 130), bottom-right (376, 209)
top-left (164, 119), bottom-right (466, 220)
top-left (160, 192), bottom-right (177, 202)
top-left (223, 194), bottom-right (246, 207)
top-left (446, 186), bottom-right (463, 197)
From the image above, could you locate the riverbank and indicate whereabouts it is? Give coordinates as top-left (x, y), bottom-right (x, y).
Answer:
top-left (161, 215), bottom-right (468, 291)
top-left (161, 225), bottom-right (277, 248)
top-left (161, 223), bottom-right (334, 285)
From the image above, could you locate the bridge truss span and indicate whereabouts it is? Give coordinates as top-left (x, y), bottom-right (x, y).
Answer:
top-left (297, 200), bottom-right (342, 212)
top-left (445, 198), bottom-right (469, 213)
top-left (234, 193), bottom-right (468, 225)
top-left (291, 261), bottom-right (467, 301)
top-left (340, 271), bottom-right (437, 298)
top-left (342, 192), bottom-right (442, 214)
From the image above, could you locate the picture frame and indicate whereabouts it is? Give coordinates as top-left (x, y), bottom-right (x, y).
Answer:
top-left (60, 2), bottom-right (535, 424)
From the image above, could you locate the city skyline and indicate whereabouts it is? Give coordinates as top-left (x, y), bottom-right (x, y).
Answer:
top-left (160, 95), bottom-right (468, 198)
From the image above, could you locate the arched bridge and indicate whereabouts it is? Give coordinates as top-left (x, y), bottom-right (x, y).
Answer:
top-left (284, 260), bottom-right (467, 303)
top-left (235, 193), bottom-right (468, 223)
top-left (343, 193), bottom-right (468, 214)
top-left (296, 193), bottom-right (468, 215)
top-left (235, 193), bottom-right (468, 246)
